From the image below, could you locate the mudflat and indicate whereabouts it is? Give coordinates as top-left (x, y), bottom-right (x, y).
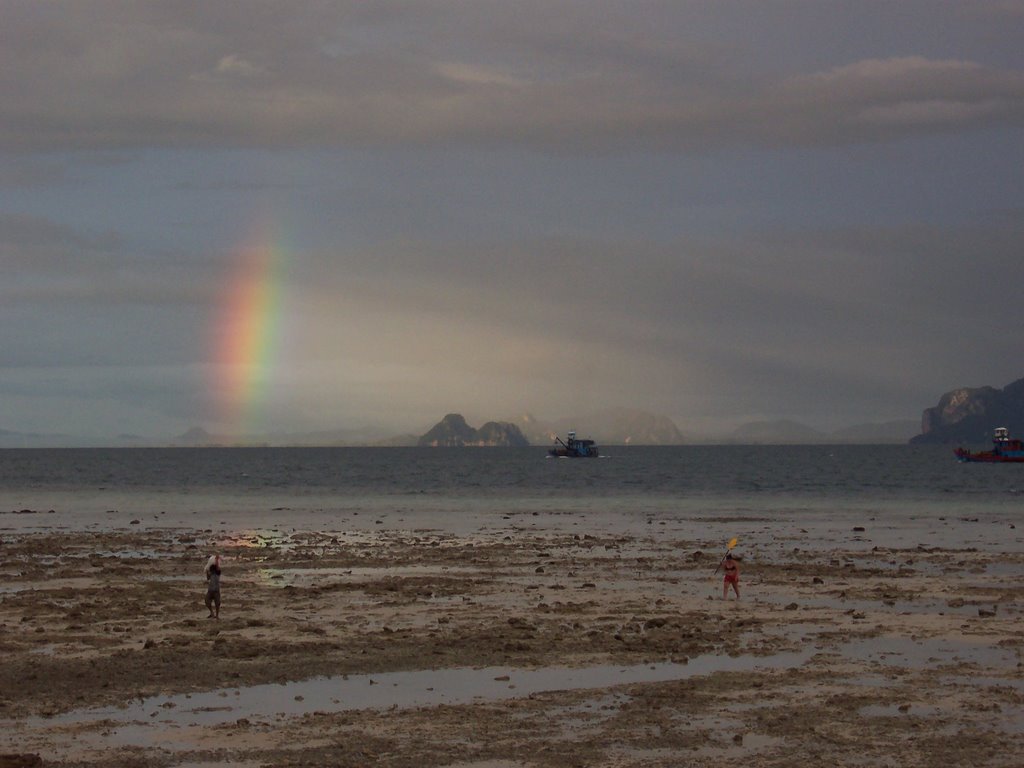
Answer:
top-left (1, 508), bottom-right (1021, 767)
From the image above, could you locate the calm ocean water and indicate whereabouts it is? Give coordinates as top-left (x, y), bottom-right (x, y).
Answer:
top-left (1, 445), bottom-right (1021, 516)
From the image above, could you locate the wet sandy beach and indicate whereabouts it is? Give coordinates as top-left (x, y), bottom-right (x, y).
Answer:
top-left (1, 505), bottom-right (1022, 767)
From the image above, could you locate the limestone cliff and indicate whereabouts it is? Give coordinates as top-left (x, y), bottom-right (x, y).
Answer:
top-left (911, 377), bottom-right (1024, 444)
top-left (418, 414), bottom-right (529, 447)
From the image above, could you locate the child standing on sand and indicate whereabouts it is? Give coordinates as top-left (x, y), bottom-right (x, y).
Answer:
top-left (205, 554), bottom-right (222, 619)
top-left (722, 553), bottom-right (740, 600)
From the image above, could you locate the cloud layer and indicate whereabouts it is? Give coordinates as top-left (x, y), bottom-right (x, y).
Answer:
top-left (2, 1), bottom-right (1024, 439)
top-left (4, 3), bottom-right (1024, 152)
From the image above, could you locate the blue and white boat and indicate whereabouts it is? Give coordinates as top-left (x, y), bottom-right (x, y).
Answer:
top-left (549, 431), bottom-right (599, 458)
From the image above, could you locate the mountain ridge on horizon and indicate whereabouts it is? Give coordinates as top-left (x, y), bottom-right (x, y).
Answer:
top-left (0, 408), bottom-right (920, 448)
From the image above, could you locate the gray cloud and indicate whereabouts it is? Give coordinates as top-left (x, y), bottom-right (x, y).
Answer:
top-left (3, 204), bottom-right (1022, 435)
top-left (3, 3), bottom-right (1024, 152)
top-left (264, 215), bottom-right (1024, 430)
top-left (758, 57), bottom-right (1024, 145)
top-left (3, 1), bottom-right (1024, 440)
top-left (2, 213), bottom-right (216, 306)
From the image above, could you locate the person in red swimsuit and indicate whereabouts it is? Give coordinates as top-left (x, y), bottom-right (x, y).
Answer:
top-left (722, 553), bottom-right (740, 600)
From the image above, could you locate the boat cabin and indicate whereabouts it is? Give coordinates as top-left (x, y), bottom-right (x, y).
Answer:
top-left (549, 430), bottom-right (600, 458)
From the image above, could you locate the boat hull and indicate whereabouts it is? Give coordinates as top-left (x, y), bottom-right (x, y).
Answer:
top-left (955, 427), bottom-right (1024, 462)
top-left (955, 448), bottom-right (1024, 463)
top-left (548, 449), bottom-right (599, 458)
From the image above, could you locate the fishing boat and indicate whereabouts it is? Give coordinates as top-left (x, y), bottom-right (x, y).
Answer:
top-left (955, 427), bottom-right (1024, 463)
top-left (549, 430), bottom-right (599, 458)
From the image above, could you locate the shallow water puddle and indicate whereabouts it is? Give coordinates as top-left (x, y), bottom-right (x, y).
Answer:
top-left (769, 594), bottom-right (983, 617)
top-left (859, 699), bottom-right (1024, 737)
top-left (859, 702), bottom-right (947, 718)
top-left (689, 731), bottom-right (784, 758)
top-left (32, 648), bottom-right (814, 747)
top-left (838, 635), bottom-right (1019, 669)
top-left (939, 674), bottom-right (1024, 695)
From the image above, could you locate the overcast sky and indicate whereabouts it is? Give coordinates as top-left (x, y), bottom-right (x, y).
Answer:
top-left (3, 1), bottom-right (1024, 440)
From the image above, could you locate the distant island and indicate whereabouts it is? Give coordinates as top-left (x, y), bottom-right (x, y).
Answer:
top-left (0, 400), bottom-right (967, 448)
top-left (418, 414), bottom-right (528, 447)
top-left (911, 377), bottom-right (1024, 445)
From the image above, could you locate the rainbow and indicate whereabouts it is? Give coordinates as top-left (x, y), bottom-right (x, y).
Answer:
top-left (213, 229), bottom-right (289, 435)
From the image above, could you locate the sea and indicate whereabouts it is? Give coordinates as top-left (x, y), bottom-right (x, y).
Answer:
top-left (1, 445), bottom-right (1022, 550)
